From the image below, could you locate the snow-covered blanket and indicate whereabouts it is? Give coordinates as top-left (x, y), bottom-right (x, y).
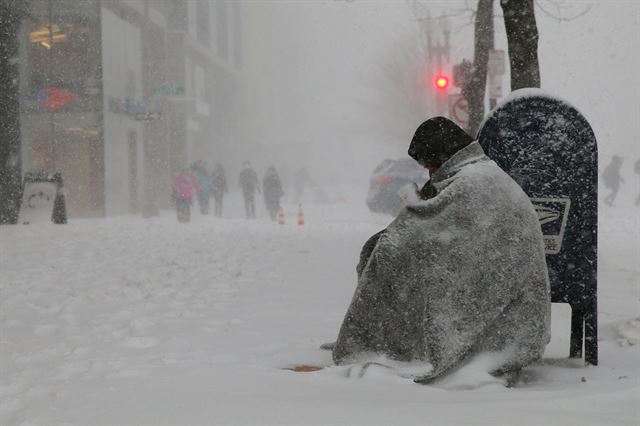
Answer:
top-left (333, 142), bottom-right (551, 382)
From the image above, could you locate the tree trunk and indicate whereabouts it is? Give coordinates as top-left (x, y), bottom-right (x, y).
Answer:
top-left (501, 0), bottom-right (540, 90)
top-left (0, 0), bottom-right (27, 224)
top-left (462, 0), bottom-right (494, 136)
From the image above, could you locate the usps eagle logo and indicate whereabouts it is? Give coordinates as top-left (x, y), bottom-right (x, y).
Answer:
top-left (530, 197), bottom-right (571, 255)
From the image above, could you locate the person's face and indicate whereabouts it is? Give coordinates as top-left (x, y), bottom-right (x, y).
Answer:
top-left (418, 159), bottom-right (438, 176)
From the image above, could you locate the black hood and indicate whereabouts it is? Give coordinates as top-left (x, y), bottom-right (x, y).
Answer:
top-left (408, 117), bottom-right (473, 168)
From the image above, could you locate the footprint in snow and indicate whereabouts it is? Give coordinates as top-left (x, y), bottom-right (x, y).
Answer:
top-left (33, 324), bottom-right (59, 336)
top-left (121, 336), bottom-right (159, 349)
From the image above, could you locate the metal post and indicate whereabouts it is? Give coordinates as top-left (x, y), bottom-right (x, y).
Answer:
top-left (569, 305), bottom-right (584, 358)
top-left (48, 0), bottom-right (56, 172)
top-left (0, 0), bottom-right (27, 224)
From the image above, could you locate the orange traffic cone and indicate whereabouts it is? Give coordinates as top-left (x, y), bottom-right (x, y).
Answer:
top-left (278, 208), bottom-right (286, 225)
top-left (297, 203), bottom-right (305, 226)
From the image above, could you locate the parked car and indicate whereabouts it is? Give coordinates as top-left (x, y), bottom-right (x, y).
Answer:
top-left (366, 158), bottom-right (429, 214)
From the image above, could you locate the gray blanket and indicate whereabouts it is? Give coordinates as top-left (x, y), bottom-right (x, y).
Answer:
top-left (333, 142), bottom-right (551, 382)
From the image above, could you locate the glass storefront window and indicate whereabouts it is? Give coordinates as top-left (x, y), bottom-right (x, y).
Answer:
top-left (20, 0), bottom-right (104, 216)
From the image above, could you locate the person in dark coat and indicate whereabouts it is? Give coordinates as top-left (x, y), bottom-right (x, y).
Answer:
top-left (263, 166), bottom-right (284, 221)
top-left (602, 155), bottom-right (624, 207)
top-left (238, 161), bottom-right (260, 219)
top-left (210, 163), bottom-right (228, 217)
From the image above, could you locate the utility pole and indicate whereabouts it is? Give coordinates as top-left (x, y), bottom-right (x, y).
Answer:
top-left (0, 0), bottom-right (28, 224)
top-left (423, 13), bottom-right (451, 117)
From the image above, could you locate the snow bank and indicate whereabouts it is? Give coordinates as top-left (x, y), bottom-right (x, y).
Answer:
top-left (1, 200), bottom-right (638, 425)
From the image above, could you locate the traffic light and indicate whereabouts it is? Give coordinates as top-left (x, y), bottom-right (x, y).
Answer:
top-left (434, 75), bottom-right (449, 90)
top-left (432, 73), bottom-right (450, 116)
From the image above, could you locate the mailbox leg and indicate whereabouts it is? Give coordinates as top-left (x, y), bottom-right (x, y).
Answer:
top-left (584, 298), bottom-right (598, 365)
top-left (569, 305), bottom-right (584, 359)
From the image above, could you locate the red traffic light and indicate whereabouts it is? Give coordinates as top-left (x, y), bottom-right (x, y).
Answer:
top-left (435, 75), bottom-right (449, 90)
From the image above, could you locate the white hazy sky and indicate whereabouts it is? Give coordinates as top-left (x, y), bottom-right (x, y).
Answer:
top-left (252, 1), bottom-right (639, 191)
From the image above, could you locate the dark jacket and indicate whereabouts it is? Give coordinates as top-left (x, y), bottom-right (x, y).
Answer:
top-left (239, 168), bottom-right (259, 198)
top-left (263, 169), bottom-right (284, 209)
top-left (211, 169), bottom-right (228, 198)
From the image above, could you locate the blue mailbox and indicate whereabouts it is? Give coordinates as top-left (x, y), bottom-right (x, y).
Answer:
top-left (477, 90), bottom-right (598, 365)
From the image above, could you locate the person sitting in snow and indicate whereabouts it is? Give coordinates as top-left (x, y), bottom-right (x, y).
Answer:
top-left (331, 117), bottom-right (551, 384)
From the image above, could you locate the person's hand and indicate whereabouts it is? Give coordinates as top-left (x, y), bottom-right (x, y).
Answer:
top-left (398, 182), bottom-right (419, 205)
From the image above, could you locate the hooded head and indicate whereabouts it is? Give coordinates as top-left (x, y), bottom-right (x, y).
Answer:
top-left (408, 117), bottom-right (473, 171)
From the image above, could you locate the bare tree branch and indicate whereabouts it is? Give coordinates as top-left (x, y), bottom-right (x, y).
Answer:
top-left (411, 0), bottom-right (475, 22)
top-left (536, 0), bottom-right (594, 22)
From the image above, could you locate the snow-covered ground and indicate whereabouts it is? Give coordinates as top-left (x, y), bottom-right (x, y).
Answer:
top-left (1, 192), bottom-right (639, 425)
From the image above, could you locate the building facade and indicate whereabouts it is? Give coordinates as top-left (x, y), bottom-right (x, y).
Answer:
top-left (17, 0), bottom-right (244, 217)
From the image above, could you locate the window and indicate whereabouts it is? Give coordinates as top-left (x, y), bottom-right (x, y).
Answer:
top-left (196, 0), bottom-right (211, 47)
top-left (215, 0), bottom-right (229, 60)
top-left (168, 0), bottom-right (188, 31)
top-left (231, 1), bottom-right (243, 68)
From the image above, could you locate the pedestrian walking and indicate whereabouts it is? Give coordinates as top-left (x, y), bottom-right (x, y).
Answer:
top-left (238, 161), bottom-right (260, 219)
top-left (602, 155), bottom-right (624, 207)
top-left (191, 161), bottom-right (211, 215)
top-left (172, 168), bottom-right (200, 223)
top-left (210, 163), bottom-right (228, 217)
top-left (263, 166), bottom-right (284, 221)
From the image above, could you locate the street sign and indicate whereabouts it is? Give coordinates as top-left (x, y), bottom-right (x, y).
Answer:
top-left (18, 172), bottom-right (67, 224)
top-left (18, 181), bottom-right (57, 224)
top-left (488, 49), bottom-right (506, 75)
top-left (134, 111), bottom-right (161, 121)
top-left (153, 84), bottom-right (185, 97)
top-left (478, 90), bottom-right (598, 365)
top-left (448, 94), bottom-right (469, 127)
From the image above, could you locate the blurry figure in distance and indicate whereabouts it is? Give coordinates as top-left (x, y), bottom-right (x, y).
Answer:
top-left (293, 167), bottom-right (313, 202)
top-left (263, 166), bottom-right (284, 221)
top-left (210, 163), bottom-right (228, 217)
top-left (293, 166), bottom-right (328, 203)
top-left (238, 161), bottom-right (260, 219)
top-left (602, 155), bottom-right (624, 207)
top-left (191, 161), bottom-right (210, 215)
top-left (172, 168), bottom-right (200, 223)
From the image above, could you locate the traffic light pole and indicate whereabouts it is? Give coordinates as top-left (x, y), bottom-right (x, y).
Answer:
top-left (424, 14), bottom-right (451, 117)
